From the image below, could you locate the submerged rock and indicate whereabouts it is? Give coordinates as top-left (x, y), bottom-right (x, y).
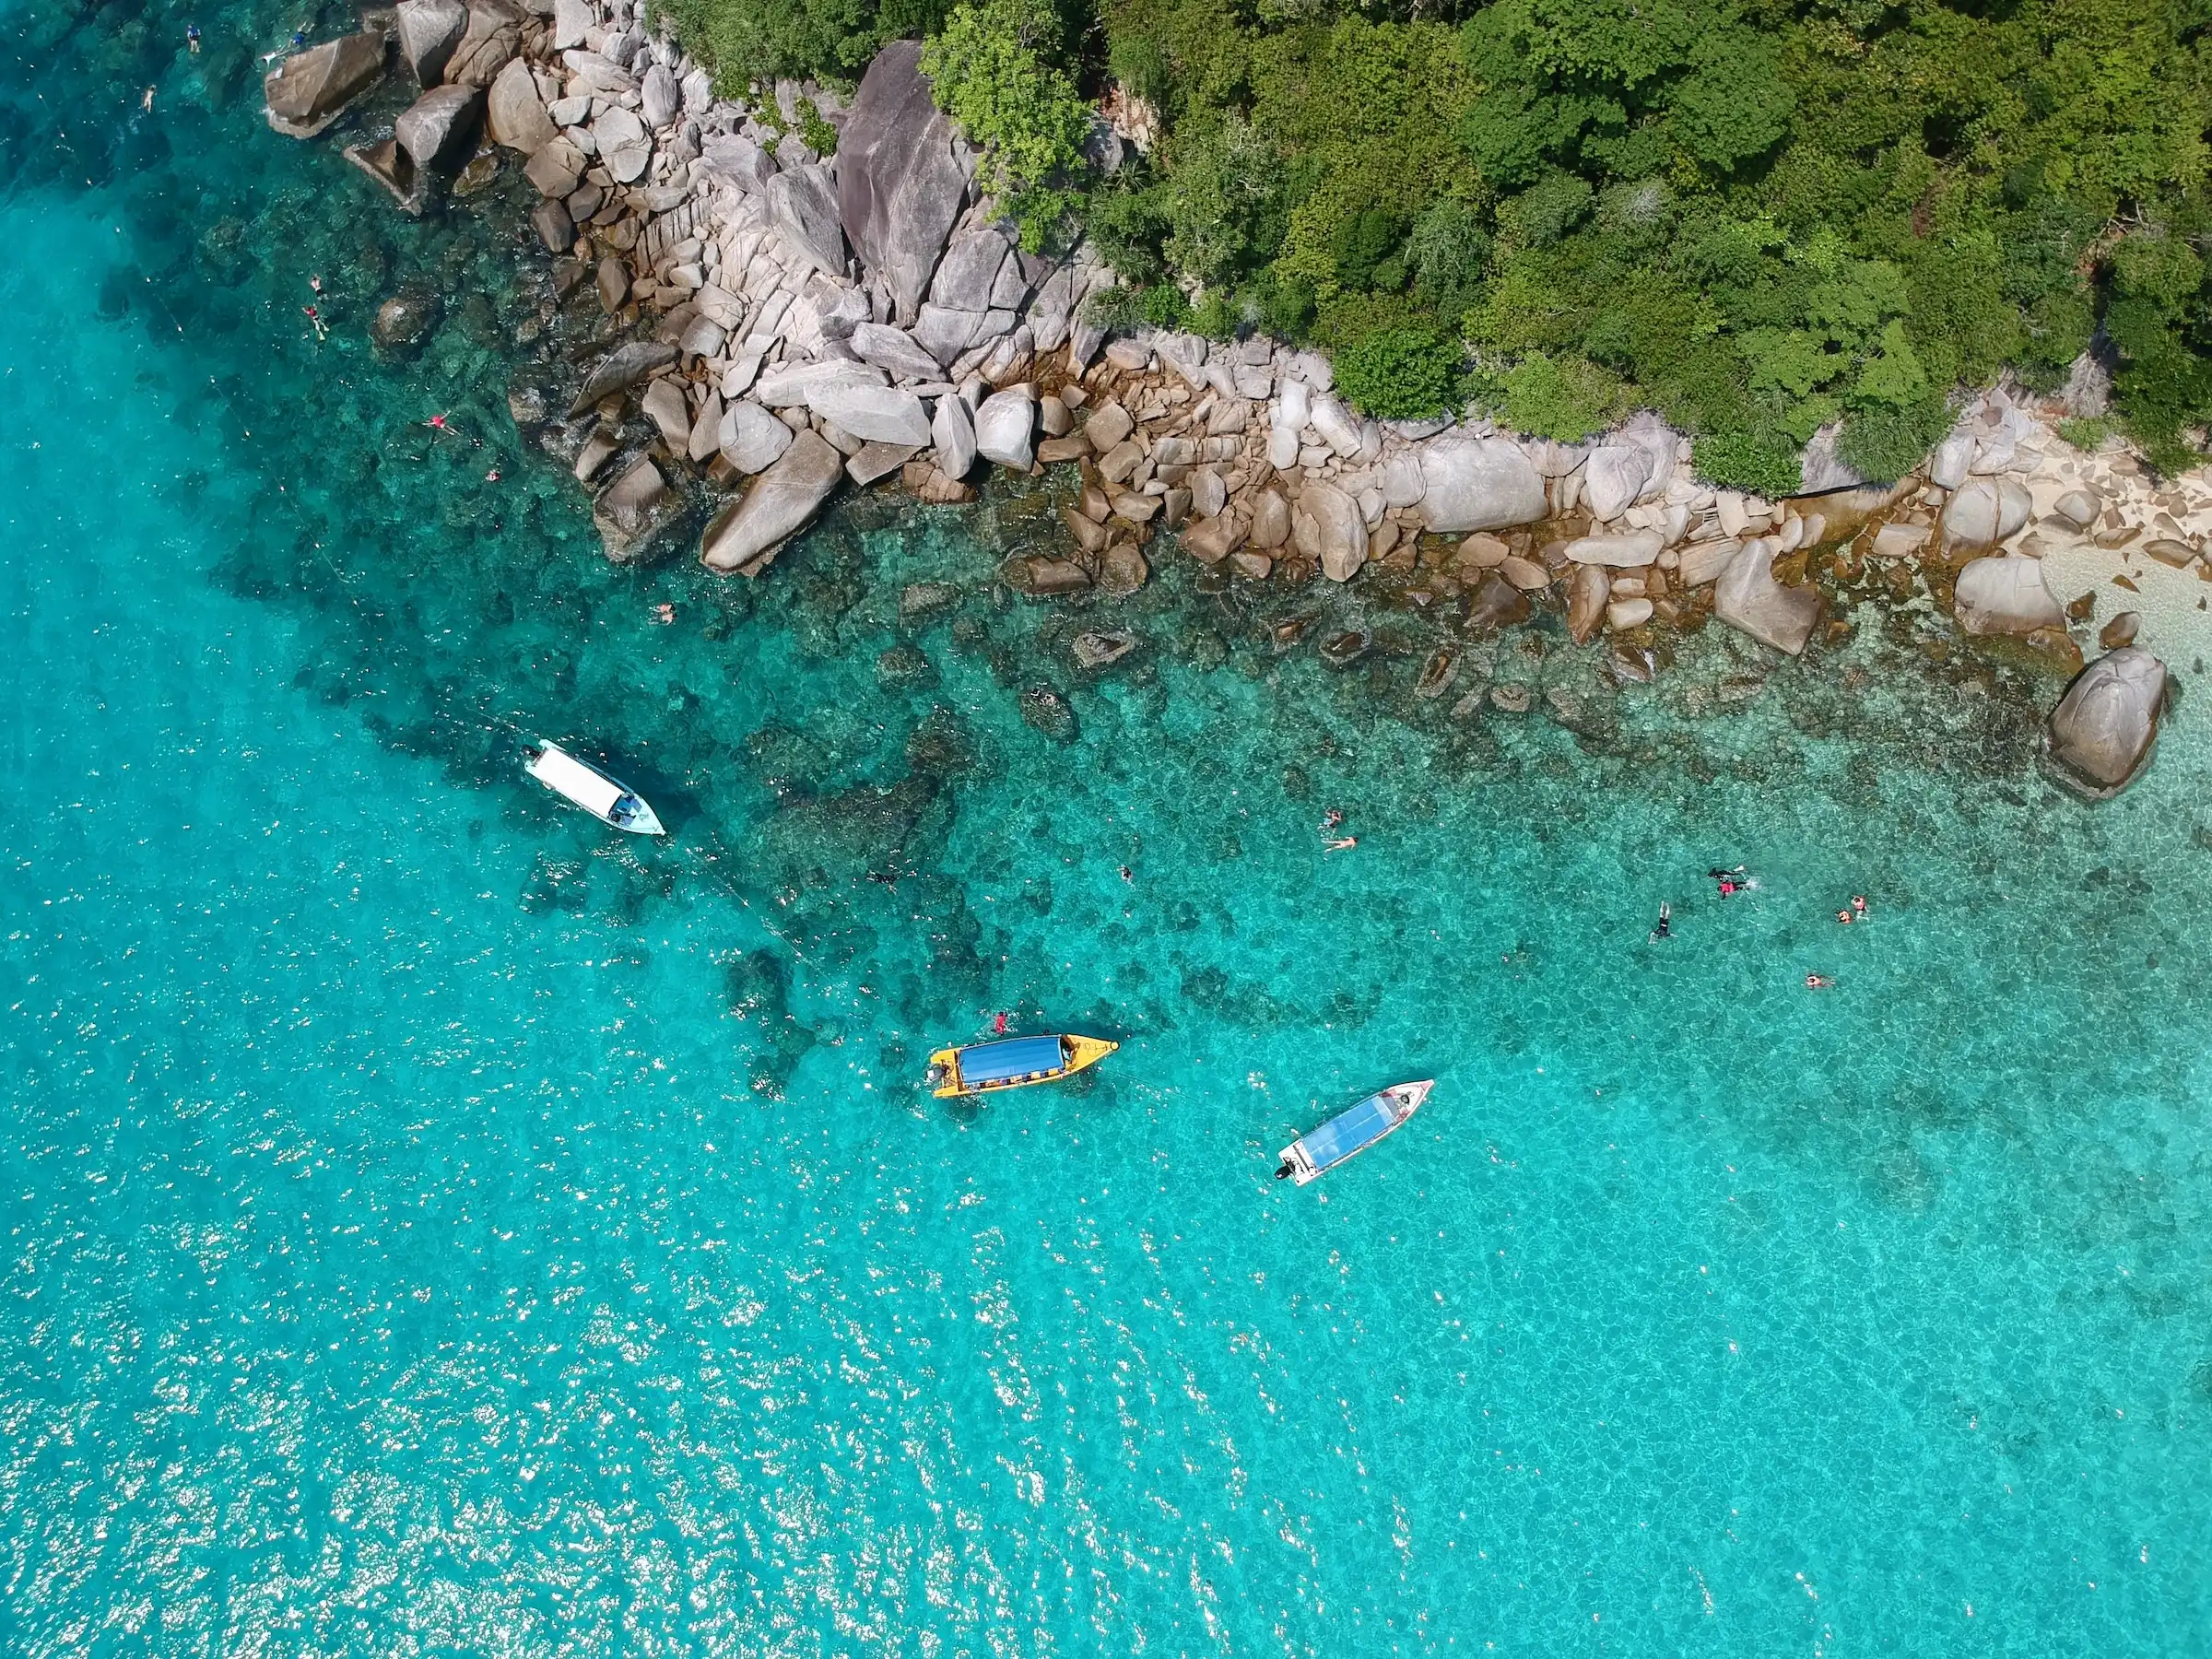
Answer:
top-left (876, 642), bottom-right (939, 689)
top-left (2043, 647), bottom-right (2169, 800)
top-left (1004, 556), bottom-right (1091, 598)
top-left (1019, 685), bottom-right (1078, 744)
top-left (371, 289), bottom-right (440, 350)
top-left (1073, 629), bottom-right (1137, 670)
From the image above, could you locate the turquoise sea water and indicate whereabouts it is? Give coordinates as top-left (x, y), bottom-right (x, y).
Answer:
top-left (6, 9), bottom-right (2212, 1653)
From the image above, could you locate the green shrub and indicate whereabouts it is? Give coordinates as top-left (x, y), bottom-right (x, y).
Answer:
top-left (1495, 351), bottom-right (1624, 441)
top-left (921, 0), bottom-right (1092, 242)
top-left (661, 0), bottom-right (951, 88)
top-left (1692, 430), bottom-right (1803, 499)
top-left (1335, 329), bottom-right (1464, 419)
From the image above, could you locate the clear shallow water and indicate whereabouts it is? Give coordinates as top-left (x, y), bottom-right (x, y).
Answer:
top-left (4, 9), bottom-right (2212, 1654)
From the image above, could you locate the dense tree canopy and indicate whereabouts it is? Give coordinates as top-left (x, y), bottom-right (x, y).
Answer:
top-left (665, 0), bottom-right (2212, 481)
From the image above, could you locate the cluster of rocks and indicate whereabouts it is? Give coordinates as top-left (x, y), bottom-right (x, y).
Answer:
top-left (267, 12), bottom-right (2189, 799)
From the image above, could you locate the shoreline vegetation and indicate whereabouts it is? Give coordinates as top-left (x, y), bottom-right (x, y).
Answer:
top-left (264, 0), bottom-right (2204, 797)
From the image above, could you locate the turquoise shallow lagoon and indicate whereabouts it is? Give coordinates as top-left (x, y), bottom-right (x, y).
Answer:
top-left (5, 7), bottom-right (2212, 1653)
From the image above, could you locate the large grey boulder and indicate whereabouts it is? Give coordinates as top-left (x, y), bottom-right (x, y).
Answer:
top-left (1581, 444), bottom-right (1650, 522)
top-left (551, 0), bottom-right (591, 50)
top-left (974, 386), bottom-right (1036, 471)
top-left (755, 358), bottom-right (886, 407)
top-left (1307, 393), bottom-right (1363, 459)
top-left (850, 322), bottom-right (945, 382)
top-left (1416, 436), bottom-right (1546, 534)
top-left (931, 394), bottom-right (977, 477)
top-left (1616, 413), bottom-right (1677, 498)
top-left (641, 62), bottom-right (681, 128)
top-left (912, 304), bottom-right (984, 367)
top-left (394, 0), bottom-right (466, 86)
top-left (930, 228), bottom-right (1012, 312)
top-left (717, 400), bottom-right (794, 475)
top-left (837, 41), bottom-right (972, 322)
top-left (485, 55), bottom-right (554, 151)
top-left (442, 0), bottom-right (523, 87)
top-left (700, 134), bottom-right (777, 194)
top-left (812, 383), bottom-right (934, 446)
top-left (1799, 421), bottom-right (1869, 494)
top-left (265, 30), bottom-right (389, 137)
top-left (568, 339), bottom-right (678, 415)
top-left (1954, 555), bottom-right (2064, 636)
top-left (640, 378), bottom-right (692, 451)
top-left (1027, 265), bottom-right (1081, 353)
top-left (1714, 539), bottom-right (1821, 655)
top-left (2043, 647), bottom-right (2169, 800)
top-left (524, 133), bottom-right (585, 195)
top-left (592, 104), bottom-right (653, 185)
top-left (700, 432), bottom-right (845, 575)
top-left (767, 164), bottom-right (848, 278)
top-left (1941, 477), bottom-right (2032, 548)
top-left (1301, 481), bottom-right (1368, 582)
top-left (394, 83), bottom-right (483, 175)
top-left (1564, 530), bottom-right (1665, 568)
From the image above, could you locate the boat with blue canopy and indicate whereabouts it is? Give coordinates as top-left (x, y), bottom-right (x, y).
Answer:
top-left (1276, 1079), bottom-right (1432, 1184)
top-left (927, 1033), bottom-right (1118, 1098)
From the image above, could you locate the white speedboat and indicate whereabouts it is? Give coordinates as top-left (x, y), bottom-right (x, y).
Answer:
top-left (524, 740), bottom-right (665, 835)
top-left (1276, 1079), bottom-right (1432, 1185)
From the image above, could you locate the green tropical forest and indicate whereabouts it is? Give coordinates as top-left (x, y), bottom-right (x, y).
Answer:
top-left (657, 0), bottom-right (2212, 489)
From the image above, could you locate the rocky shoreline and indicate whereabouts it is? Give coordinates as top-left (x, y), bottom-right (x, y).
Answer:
top-left (268, 1), bottom-right (2205, 799)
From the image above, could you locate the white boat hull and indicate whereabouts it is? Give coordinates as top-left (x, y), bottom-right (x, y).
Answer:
top-left (1277, 1079), bottom-right (1431, 1185)
top-left (525, 741), bottom-right (665, 835)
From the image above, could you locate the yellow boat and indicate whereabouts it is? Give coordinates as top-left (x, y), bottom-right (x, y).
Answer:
top-left (927, 1033), bottom-right (1118, 1098)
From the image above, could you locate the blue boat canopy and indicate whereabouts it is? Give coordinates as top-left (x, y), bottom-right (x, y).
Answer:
top-left (1296, 1093), bottom-right (1397, 1171)
top-left (959, 1035), bottom-right (1067, 1085)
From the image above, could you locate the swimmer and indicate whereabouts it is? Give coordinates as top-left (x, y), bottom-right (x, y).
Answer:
top-left (1852, 895), bottom-right (1867, 916)
top-left (1324, 836), bottom-right (1357, 853)
top-left (993, 1011), bottom-right (1008, 1035)
top-left (1836, 909), bottom-right (1853, 924)
top-left (309, 275), bottom-right (323, 294)
top-left (1806, 973), bottom-right (1833, 989)
top-left (141, 86), bottom-right (155, 112)
top-left (187, 22), bottom-right (201, 52)
top-left (425, 412), bottom-right (449, 432)
top-left (652, 601), bottom-right (674, 623)
top-left (1320, 808), bottom-right (1343, 833)
top-left (302, 304), bottom-right (326, 340)
top-left (1649, 900), bottom-right (1672, 944)
top-left (485, 468), bottom-right (501, 483)
top-left (1119, 865), bottom-right (1133, 882)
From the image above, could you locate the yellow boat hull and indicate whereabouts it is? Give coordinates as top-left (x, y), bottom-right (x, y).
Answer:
top-left (929, 1034), bottom-right (1118, 1098)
